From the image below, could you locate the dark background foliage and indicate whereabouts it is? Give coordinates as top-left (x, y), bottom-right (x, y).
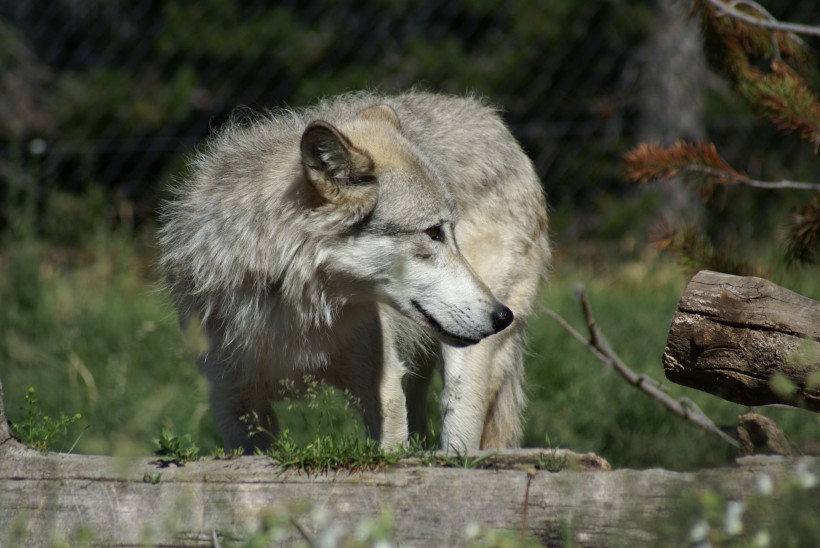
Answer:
top-left (2, 0), bottom-right (817, 245)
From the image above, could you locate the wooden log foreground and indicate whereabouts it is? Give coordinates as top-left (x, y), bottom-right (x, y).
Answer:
top-left (1, 377), bottom-right (818, 547)
top-left (3, 440), bottom-right (820, 547)
top-left (664, 270), bottom-right (820, 411)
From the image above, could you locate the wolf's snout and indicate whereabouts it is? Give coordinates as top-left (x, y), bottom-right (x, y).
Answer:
top-left (491, 304), bottom-right (514, 333)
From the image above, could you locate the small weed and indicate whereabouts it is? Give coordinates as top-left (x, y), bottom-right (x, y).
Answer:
top-left (252, 375), bottom-right (409, 473)
top-left (536, 433), bottom-right (568, 472)
top-left (404, 432), bottom-right (434, 457)
top-left (10, 386), bottom-right (83, 453)
top-left (238, 410), bottom-right (276, 450)
top-left (210, 446), bottom-right (245, 460)
top-left (142, 472), bottom-right (162, 484)
top-left (153, 427), bottom-right (200, 466)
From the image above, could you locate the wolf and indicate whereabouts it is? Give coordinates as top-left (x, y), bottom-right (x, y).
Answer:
top-left (159, 90), bottom-right (549, 453)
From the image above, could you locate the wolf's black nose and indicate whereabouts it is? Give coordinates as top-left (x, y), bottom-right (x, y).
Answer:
top-left (491, 304), bottom-right (514, 333)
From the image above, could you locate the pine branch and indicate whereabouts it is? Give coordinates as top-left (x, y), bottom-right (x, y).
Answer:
top-left (540, 290), bottom-right (740, 449)
top-left (626, 141), bottom-right (820, 267)
top-left (624, 141), bottom-right (739, 188)
top-left (682, 165), bottom-right (820, 191)
top-left (699, 0), bottom-right (813, 87)
top-left (624, 141), bottom-right (820, 192)
top-left (629, 4), bottom-right (820, 269)
top-left (704, 0), bottom-right (820, 39)
top-left (740, 63), bottom-right (820, 152)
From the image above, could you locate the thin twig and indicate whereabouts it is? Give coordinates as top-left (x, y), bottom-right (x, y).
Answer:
top-left (540, 307), bottom-right (609, 364)
top-left (706, 0), bottom-right (820, 39)
top-left (683, 165), bottom-right (820, 191)
top-left (540, 287), bottom-right (740, 448)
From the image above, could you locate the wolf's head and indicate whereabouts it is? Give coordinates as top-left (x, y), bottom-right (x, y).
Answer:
top-left (300, 104), bottom-right (513, 346)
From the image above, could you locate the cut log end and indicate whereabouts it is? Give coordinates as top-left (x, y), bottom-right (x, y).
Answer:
top-left (664, 271), bottom-right (820, 412)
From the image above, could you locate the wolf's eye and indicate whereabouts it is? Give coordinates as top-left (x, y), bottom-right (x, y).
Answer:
top-left (425, 224), bottom-right (444, 242)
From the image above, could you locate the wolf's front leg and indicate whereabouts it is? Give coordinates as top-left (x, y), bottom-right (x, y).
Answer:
top-left (374, 313), bottom-right (410, 450)
top-left (353, 354), bottom-right (407, 450)
top-left (440, 329), bottom-right (525, 452)
top-left (439, 343), bottom-right (492, 453)
top-left (377, 354), bottom-right (409, 450)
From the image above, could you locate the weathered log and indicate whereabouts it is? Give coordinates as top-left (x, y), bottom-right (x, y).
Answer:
top-left (1, 378), bottom-right (818, 546)
top-left (2, 438), bottom-right (818, 547)
top-left (664, 270), bottom-right (820, 411)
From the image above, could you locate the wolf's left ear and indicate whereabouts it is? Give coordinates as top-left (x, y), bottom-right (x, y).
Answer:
top-left (300, 120), bottom-right (378, 218)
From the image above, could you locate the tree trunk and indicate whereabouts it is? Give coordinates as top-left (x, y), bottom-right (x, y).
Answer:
top-left (664, 270), bottom-right (820, 411)
top-left (633, 0), bottom-right (708, 222)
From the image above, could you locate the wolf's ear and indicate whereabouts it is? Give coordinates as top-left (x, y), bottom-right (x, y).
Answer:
top-left (357, 104), bottom-right (401, 131)
top-left (300, 120), bottom-right (377, 207)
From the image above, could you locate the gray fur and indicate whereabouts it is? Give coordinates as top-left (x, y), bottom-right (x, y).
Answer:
top-left (159, 90), bottom-right (550, 452)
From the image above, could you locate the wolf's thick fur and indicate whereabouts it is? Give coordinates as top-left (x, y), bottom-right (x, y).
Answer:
top-left (159, 91), bottom-right (549, 452)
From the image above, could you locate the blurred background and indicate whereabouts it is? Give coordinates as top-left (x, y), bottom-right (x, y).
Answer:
top-left (1, 0), bottom-right (818, 469)
top-left (3, 0), bottom-right (817, 240)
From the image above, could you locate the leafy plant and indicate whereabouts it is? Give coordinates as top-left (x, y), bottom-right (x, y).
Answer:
top-left (153, 427), bottom-right (201, 466)
top-left (10, 386), bottom-right (82, 453)
top-left (536, 434), bottom-right (569, 473)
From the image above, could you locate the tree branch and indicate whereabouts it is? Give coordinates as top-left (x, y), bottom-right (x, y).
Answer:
top-left (540, 285), bottom-right (740, 448)
top-left (683, 164), bottom-right (820, 191)
top-left (706, 0), bottom-right (820, 39)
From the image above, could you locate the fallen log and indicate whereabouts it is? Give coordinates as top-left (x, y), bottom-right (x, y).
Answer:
top-left (2, 437), bottom-right (818, 546)
top-left (1, 376), bottom-right (818, 546)
top-left (664, 270), bottom-right (820, 411)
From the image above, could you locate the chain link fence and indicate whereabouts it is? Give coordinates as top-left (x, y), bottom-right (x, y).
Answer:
top-left (1, 0), bottom-right (817, 231)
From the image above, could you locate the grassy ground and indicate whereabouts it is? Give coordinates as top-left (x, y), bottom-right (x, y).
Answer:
top-left (1, 222), bottom-right (818, 470)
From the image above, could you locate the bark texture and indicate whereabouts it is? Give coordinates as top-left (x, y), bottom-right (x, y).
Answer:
top-left (664, 270), bottom-right (820, 411)
top-left (2, 439), bottom-right (818, 547)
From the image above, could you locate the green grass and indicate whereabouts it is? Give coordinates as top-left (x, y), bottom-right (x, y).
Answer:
top-left (1, 215), bottom-right (818, 469)
top-left (1, 234), bottom-right (216, 457)
top-left (526, 257), bottom-right (820, 469)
